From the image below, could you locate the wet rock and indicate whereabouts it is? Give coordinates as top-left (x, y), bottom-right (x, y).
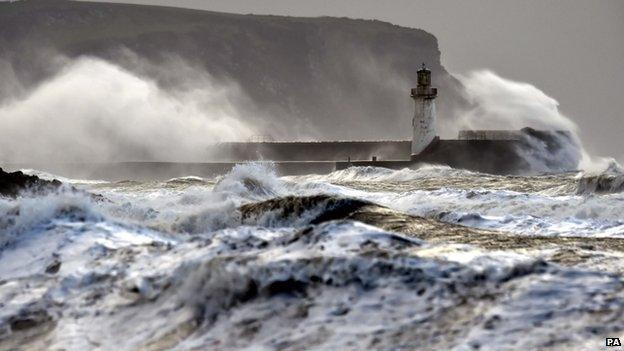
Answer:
top-left (8, 310), bottom-right (52, 332)
top-left (0, 168), bottom-right (61, 197)
top-left (45, 260), bottom-right (61, 274)
top-left (262, 279), bottom-right (308, 297)
top-left (483, 314), bottom-right (501, 330)
top-left (330, 304), bottom-right (350, 316)
top-left (0, 168), bottom-right (108, 202)
top-left (239, 194), bottom-right (374, 225)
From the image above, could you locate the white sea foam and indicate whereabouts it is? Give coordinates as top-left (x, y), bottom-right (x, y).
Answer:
top-left (2, 163), bottom-right (624, 350)
top-left (290, 164), bottom-right (474, 183)
top-left (289, 165), bottom-right (624, 237)
top-left (1, 214), bottom-right (621, 350)
top-left (20, 169), bottom-right (110, 185)
top-left (377, 188), bottom-right (624, 236)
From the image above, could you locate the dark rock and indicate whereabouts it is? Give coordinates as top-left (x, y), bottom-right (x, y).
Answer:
top-left (239, 194), bottom-right (373, 225)
top-left (330, 305), bottom-right (350, 316)
top-left (8, 310), bottom-right (52, 332)
top-left (0, 168), bottom-right (62, 198)
top-left (45, 260), bottom-right (62, 274)
top-left (0, 168), bottom-right (108, 202)
top-left (263, 279), bottom-right (308, 297)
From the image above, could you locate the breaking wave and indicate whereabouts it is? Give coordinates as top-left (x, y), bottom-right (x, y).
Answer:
top-left (3, 163), bottom-right (624, 350)
top-left (576, 161), bottom-right (624, 195)
top-left (292, 164), bottom-right (475, 183)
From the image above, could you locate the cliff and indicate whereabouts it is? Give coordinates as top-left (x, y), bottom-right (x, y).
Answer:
top-left (0, 0), bottom-right (466, 141)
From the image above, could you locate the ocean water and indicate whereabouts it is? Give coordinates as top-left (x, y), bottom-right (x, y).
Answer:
top-left (2, 163), bottom-right (624, 350)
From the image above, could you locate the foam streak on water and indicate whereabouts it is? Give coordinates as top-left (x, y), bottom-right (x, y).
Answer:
top-left (2, 163), bottom-right (624, 350)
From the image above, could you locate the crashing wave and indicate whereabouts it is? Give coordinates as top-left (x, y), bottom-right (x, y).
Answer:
top-left (165, 175), bottom-right (209, 186)
top-left (4, 162), bottom-right (624, 350)
top-left (577, 159), bottom-right (624, 194)
top-left (577, 173), bottom-right (624, 195)
top-left (293, 164), bottom-right (474, 183)
top-left (213, 162), bottom-right (283, 198)
top-left (20, 169), bottom-right (109, 185)
top-left (0, 190), bottom-right (105, 252)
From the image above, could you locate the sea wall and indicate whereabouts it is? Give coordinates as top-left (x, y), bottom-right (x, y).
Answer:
top-left (2, 129), bottom-right (578, 180)
top-left (411, 139), bottom-right (529, 174)
top-left (332, 139), bottom-right (527, 174)
top-left (337, 128), bottom-right (580, 175)
top-left (208, 141), bottom-right (411, 162)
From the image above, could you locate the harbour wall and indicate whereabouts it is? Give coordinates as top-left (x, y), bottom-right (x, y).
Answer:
top-left (207, 141), bottom-right (411, 162)
top-left (2, 129), bottom-right (578, 180)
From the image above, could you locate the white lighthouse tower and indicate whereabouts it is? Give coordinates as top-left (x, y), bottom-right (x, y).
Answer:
top-left (410, 63), bottom-right (438, 156)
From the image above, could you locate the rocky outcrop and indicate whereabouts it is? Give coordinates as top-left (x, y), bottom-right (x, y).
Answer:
top-left (239, 195), bottom-right (374, 225)
top-left (0, 168), bottom-right (61, 197)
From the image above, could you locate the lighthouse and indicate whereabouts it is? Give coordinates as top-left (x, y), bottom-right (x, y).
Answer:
top-left (410, 63), bottom-right (438, 156)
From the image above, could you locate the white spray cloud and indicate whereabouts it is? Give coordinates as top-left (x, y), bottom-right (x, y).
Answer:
top-left (455, 70), bottom-right (577, 132)
top-left (0, 56), bottom-right (256, 163)
top-left (453, 70), bottom-right (622, 173)
top-left (0, 59), bottom-right (24, 103)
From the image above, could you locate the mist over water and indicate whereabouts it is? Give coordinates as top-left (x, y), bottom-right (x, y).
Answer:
top-left (0, 56), bottom-right (257, 163)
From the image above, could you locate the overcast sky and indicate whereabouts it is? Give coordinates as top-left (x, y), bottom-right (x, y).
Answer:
top-left (70, 1), bottom-right (624, 159)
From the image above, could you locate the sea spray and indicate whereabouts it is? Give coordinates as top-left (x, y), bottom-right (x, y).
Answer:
top-left (0, 56), bottom-right (256, 164)
top-left (455, 70), bottom-right (587, 172)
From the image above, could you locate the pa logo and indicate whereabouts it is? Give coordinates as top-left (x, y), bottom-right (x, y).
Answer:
top-left (607, 337), bottom-right (622, 347)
